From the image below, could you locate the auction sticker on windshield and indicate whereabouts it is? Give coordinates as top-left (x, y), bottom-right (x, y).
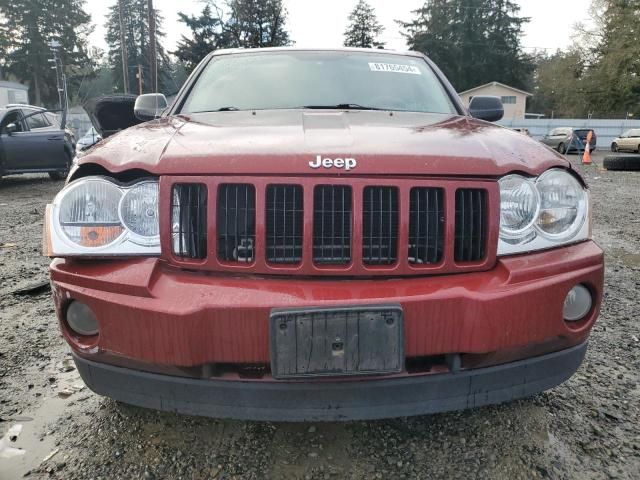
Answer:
top-left (368, 62), bottom-right (422, 75)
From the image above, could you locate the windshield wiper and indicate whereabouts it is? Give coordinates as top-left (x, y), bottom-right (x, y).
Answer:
top-left (301, 103), bottom-right (385, 111)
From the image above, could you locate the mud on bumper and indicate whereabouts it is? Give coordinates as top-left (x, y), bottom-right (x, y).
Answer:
top-left (74, 341), bottom-right (588, 422)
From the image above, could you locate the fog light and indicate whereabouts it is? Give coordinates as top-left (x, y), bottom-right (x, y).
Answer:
top-left (563, 285), bottom-right (592, 321)
top-left (66, 301), bottom-right (99, 336)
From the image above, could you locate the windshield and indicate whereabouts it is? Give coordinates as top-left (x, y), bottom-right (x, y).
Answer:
top-left (179, 51), bottom-right (457, 115)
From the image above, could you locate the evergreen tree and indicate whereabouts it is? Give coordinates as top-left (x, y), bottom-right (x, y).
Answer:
top-left (174, 0), bottom-right (292, 73)
top-left (105, 0), bottom-right (171, 94)
top-left (0, 0), bottom-right (92, 106)
top-left (400, 0), bottom-right (534, 92)
top-left (174, 5), bottom-right (229, 73)
top-left (222, 0), bottom-right (292, 48)
top-left (343, 0), bottom-right (385, 48)
top-left (528, 50), bottom-right (590, 118)
top-left (588, 0), bottom-right (640, 115)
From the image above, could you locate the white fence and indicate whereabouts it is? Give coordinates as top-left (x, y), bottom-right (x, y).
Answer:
top-left (498, 118), bottom-right (640, 151)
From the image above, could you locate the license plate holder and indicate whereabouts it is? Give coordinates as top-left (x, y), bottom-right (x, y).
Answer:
top-left (270, 305), bottom-right (404, 379)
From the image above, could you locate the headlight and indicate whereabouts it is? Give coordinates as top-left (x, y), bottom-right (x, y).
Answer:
top-left (499, 175), bottom-right (539, 236)
top-left (120, 181), bottom-right (160, 242)
top-left (46, 176), bottom-right (160, 256)
top-left (498, 169), bottom-right (589, 255)
top-left (536, 169), bottom-right (587, 240)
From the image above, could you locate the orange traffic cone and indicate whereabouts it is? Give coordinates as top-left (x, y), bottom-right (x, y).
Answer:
top-left (582, 130), bottom-right (593, 165)
top-left (582, 143), bottom-right (592, 165)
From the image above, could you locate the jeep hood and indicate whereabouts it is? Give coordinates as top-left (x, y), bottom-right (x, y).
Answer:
top-left (79, 110), bottom-right (568, 177)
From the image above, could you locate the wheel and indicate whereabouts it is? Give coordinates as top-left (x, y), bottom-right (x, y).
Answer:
top-left (637, 144), bottom-right (640, 153)
top-left (603, 154), bottom-right (640, 171)
top-left (49, 150), bottom-right (72, 181)
top-left (557, 143), bottom-right (566, 154)
top-left (611, 143), bottom-right (618, 152)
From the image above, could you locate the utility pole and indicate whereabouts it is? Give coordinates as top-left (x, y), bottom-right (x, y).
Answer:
top-left (118, 0), bottom-right (130, 94)
top-left (47, 40), bottom-right (68, 129)
top-left (137, 64), bottom-right (143, 95)
top-left (148, 0), bottom-right (157, 93)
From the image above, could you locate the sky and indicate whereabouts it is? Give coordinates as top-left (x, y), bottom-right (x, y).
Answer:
top-left (86, 0), bottom-right (593, 55)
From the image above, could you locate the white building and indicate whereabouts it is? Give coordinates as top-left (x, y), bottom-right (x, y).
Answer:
top-left (0, 80), bottom-right (29, 106)
top-left (459, 81), bottom-right (532, 121)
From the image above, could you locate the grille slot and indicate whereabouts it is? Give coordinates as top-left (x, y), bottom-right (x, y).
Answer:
top-left (217, 184), bottom-right (256, 263)
top-left (266, 185), bottom-right (304, 264)
top-left (363, 186), bottom-right (398, 265)
top-left (408, 187), bottom-right (444, 264)
top-left (313, 185), bottom-right (352, 264)
top-left (455, 188), bottom-right (487, 262)
top-left (171, 184), bottom-right (207, 259)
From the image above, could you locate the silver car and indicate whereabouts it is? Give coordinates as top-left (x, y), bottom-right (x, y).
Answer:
top-left (611, 129), bottom-right (640, 153)
top-left (541, 127), bottom-right (597, 154)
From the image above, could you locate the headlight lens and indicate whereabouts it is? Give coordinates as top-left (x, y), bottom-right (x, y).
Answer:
top-left (499, 175), bottom-right (539, 236)
top-left (498, 169), bottom-right (589, 255)
top-left (59, 179), bottom-right (124, 247)
top-left (48, 176), bottom-right (160, 256)
top-left (120, 181), bottom-right (160, 241)
top-left (536, 169), bottom-right (587, 239)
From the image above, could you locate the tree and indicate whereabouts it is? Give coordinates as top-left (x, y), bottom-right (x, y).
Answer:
top-left (223, 0), bottom-right (292, 48)
top-left (105, 0), bottom-right (171, 94)
top-left (528, 50), bottom-right (590, 118)
top-left (343, 0), bottom-right (385, 48)
top-left (587, 0), bottom-right (640, 116)
top-left (174, 0), bottom-right (292, 73)
top-left (399, 0), bottom-right (534, 92)
top-left (174, 5), bottom-right (229, 73)
top-left (0, 0), bottom-right (92, 106)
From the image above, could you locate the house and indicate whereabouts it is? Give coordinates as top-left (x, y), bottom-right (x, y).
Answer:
top-left (0, 80), bottom-right (29, 107)
top-left (459, 81), bottom-right (532, 121)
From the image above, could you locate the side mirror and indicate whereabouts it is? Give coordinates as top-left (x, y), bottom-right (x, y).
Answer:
top-left (4, 123), bottom-right (17, 135)
top-left (468, 96), bottom-right (504, 122)
top-left (134, 93), bottom-right (168, 121)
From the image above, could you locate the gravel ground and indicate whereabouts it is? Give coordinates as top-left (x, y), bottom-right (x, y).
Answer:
top-left (0, 152), bottom-right (639, 480)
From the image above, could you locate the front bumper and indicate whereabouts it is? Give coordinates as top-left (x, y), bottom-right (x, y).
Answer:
top-left (50, 240), bottom-right (603, 419)
top-left (73, 341), bottom-right (588, 421)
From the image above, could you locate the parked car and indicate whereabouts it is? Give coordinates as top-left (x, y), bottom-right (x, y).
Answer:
top-left (44, 48), bottom-right (603, 422)
top-left (541, 127), bottom-right (597, 154)
top-left (0, 104), bottom-right (75, 181)
top-left (511, 127), bottom-right (530, 136)
top-left (611, 129), bottom-right (640, 153)
top-left (75, 126), bottom-right (102, 155)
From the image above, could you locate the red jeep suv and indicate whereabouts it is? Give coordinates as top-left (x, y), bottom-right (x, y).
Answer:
top-left (44, 48), bottom-right (604, 421)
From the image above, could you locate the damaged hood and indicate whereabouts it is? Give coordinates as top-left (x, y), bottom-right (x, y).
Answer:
top-left (83, 94), bottom-right (142, 138)
top-left (79, 110), bottom-right (568, 177)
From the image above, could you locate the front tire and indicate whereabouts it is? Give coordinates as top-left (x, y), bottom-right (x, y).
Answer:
top-left (611, 143), bottom-right (618, 152)
top-left (49, 150), bottom-right (72, 181)
top-left (557, 143), bottom-right (566, 154)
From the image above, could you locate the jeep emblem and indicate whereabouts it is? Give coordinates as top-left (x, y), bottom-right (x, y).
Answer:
top-left (309, 155), bottom-right (357, 171)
